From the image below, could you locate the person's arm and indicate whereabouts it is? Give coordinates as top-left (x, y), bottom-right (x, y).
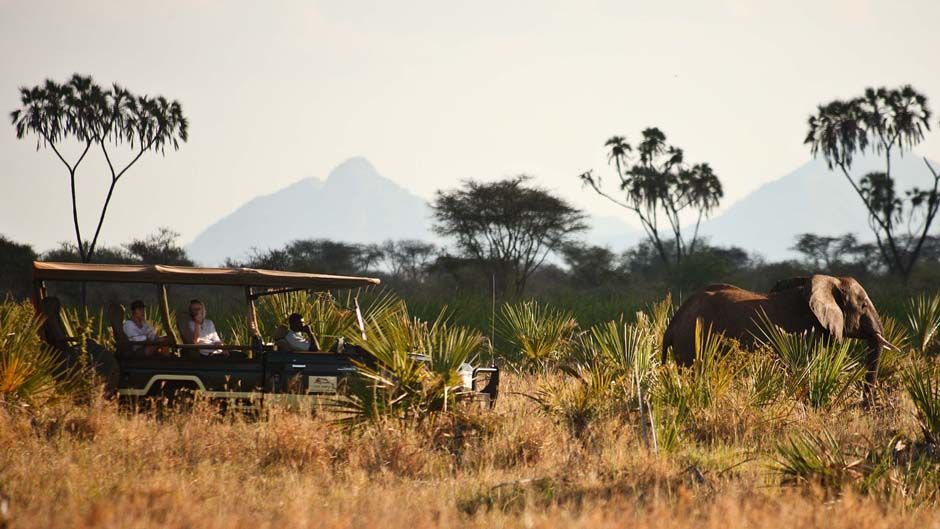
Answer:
top-left (124, 321), bottom-right (147, 343)
top-left (301, 325), bottom-right (321, 351)
top-left (284, 331), bottom-right (310, 352)
top-left (145, 322), bottom-right (158, 342)
top-left (205, 320), bottom-right (222, 344)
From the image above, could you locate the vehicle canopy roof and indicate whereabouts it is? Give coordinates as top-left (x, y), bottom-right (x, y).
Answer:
top-left (32, 261), bottom-right (381, 291)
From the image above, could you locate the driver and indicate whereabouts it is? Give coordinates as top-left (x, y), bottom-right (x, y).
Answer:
top-left (285, 313), bottom-right (322, 352)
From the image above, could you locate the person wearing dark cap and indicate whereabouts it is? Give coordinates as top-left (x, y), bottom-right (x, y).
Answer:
top-left (123, 300), bottom-right (171, 356)
top-left (285, 313), bottom-right (322, 352)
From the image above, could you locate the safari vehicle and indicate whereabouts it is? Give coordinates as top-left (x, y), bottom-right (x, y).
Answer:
top-left (31, 261), bottom-right (499, 409)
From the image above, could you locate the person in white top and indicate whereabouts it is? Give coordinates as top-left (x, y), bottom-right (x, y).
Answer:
top-left (187, 299), bottom-right (227, 357)
top-left (123, 300), bottom-right (171, 357)
top-left (285, 313), bottom-right (322, 352)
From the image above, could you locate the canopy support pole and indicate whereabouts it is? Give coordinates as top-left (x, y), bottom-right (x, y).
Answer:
top-left (246, 287), bottom-right (259, 332)
top-left (158, 284), bottom-right (178, 344)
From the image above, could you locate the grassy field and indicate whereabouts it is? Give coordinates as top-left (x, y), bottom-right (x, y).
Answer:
top-left (2, 374), bottom-right (940, 528)
top-left (3, 293), bottom-right (940, 528)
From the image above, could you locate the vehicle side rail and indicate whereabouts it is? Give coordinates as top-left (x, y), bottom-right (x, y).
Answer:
top-left (472, 366), bottom-right (500, 407)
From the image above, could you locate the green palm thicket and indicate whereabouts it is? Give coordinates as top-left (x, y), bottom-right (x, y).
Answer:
top-left (508, 293), bottom-right (940, 486)
top-left (338, 302), bottom-right (487, 424)
top-left (0, 300), bottom-right (84, 408)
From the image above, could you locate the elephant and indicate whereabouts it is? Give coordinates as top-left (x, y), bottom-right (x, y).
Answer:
top-left (661, 274), bottom-right (898, 400)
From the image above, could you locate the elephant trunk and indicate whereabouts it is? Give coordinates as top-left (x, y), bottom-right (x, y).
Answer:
top-left (863, 337), bottom-right (882, 385)
top-left (862, 316), bottom-right (891, 404)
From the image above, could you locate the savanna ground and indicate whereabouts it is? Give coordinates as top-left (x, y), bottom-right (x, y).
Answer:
top-left (3, 290), bottom-right (940, 529)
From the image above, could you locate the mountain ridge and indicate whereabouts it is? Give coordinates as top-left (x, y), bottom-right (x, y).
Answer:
top-left (699, 152), bottom-right (938, 260)
top-left (186, 153), bottom-right (938, 266)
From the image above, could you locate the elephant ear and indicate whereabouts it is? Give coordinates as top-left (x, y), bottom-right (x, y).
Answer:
top-left (807, 275), bottom-right (844, 339)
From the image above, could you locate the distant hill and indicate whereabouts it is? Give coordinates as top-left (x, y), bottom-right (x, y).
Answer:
top-left (584, 215), bottom-right (642, 252)
top-left (187, 157), bottom-right (643, 266)
top-left (187, 157), bottom-right (434, 265)
top-left (188, 154), bottom-right (938, 267)
top-left (699, 152), bottom-right (939, 261)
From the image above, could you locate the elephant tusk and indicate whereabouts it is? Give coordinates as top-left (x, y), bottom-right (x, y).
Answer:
top-left (875, 333), bottom-right (900, 352)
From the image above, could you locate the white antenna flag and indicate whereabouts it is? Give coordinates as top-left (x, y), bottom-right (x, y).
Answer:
top-left (354, 296), bottom-right (367, 340)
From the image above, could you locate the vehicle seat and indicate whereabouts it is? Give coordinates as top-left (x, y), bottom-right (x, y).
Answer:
top-left (39, 296), bottom-right (76, 357)
top-left (108, 303), bottom-right (139, 358)
top-left (177, 311), bottom-right (194, 345)
top-left (273, 324), bottom-right (291, 352)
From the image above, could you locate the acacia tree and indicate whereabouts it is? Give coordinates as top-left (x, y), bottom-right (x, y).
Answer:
top-left (227, 239), bottom-right (381, 275)
top-left (579, 127), bottom-right (723, 267)
top-left (381, 239), bottom-right (437, 282)
top-left (805, 85), bottom-right (940, 279)
top-left (432, 176), bottom-right (587, 296)
top-left (125, 227), bottom-right (193, 266)
top-left (10, 74), bottom-right (188, 263)
top-left (791, 233), bottom-right (884, 274)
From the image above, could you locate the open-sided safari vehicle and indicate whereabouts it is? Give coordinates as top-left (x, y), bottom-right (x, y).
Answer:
top-left (31, 261), bottom-right (499, 410)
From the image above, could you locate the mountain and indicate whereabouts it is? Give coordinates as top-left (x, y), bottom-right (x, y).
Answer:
top-left (188, 157), bottom-right (644, 266)
top-left (187, 157), bottom-right (433, 265)
top-left (699, 152), bottom-right (939, 261)
top-left (584, 215), bottom-right (642, 251)
top-left (191, 152), bottom-right (938, 267)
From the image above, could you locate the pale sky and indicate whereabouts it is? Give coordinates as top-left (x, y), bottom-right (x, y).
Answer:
top-left (2, 0), bottom-right (939, 252)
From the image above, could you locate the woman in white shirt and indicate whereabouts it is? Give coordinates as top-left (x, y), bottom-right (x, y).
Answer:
top-left (187, 299), bottom-right (227, 357)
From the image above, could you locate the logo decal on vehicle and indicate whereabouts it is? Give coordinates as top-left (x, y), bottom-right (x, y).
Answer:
top-left (307, 376), bottom-right (338, 394)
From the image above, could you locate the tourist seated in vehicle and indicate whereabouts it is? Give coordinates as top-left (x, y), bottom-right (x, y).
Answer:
top-left (185, 299), bottom-right (227, 357)
top-left (283, 312), bottom-right (322, 352)
top-left (123, 300), bottom-right (172, 357)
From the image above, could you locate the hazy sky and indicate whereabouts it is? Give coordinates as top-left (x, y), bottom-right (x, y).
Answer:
top-left (2, 0), bottom-right (939, 252)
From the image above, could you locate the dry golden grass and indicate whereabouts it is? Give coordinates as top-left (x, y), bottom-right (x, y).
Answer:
top-left (1, 371), bottom-right (939, 529)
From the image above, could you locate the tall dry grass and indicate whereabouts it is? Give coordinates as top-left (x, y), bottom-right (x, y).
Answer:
top-left (0, 372), bottom-right (938, 529)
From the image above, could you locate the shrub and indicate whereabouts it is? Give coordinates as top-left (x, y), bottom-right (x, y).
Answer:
top-left (498, 300), bottom-right (578, 369)
top-left (775, 430), bottom-right (862, 489)
top-left (757, 313), bottom-right (863, 409)
top-left (903, 362), bottom-right (940, 445)
top-left (529, 362), bottom-right (619, 437)
top-left (907, 293), bottom-right (940, 356)
top-left (0, 300), bottom-right (83, 408)
top-left (336, 304), bottom-right (486, 424)
top-left (586, 318), bottom-right (657, 385)
top-left (531, 299), bottom-right (672, 441)
top-left (774, 429), bottom-right (896, 495)
top-left (876, 315), bottom-right (910, 382)
top-left (654, 320), bottom-right (737, 415)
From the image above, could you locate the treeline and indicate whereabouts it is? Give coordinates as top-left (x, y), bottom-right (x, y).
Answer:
top-left (6, 227), bottom-right (940, 305)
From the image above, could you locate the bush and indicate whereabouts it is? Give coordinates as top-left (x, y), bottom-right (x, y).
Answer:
top-left (757, 314), bottom-right (863, 409)
top-left (907, 293), bottom-right (940, 356)
top-left (775, 430), bottom-right (868, 489)
top-left (903, 362), bottom-right (940, 445)
top-left (0, 300), bottom-right (83, 409)
top-left (498, 300), bottom-right (578, 369)
top-left (336, 304), bottom-right (487, 424)
top-left (653, 320), bottom-right (738, 420)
